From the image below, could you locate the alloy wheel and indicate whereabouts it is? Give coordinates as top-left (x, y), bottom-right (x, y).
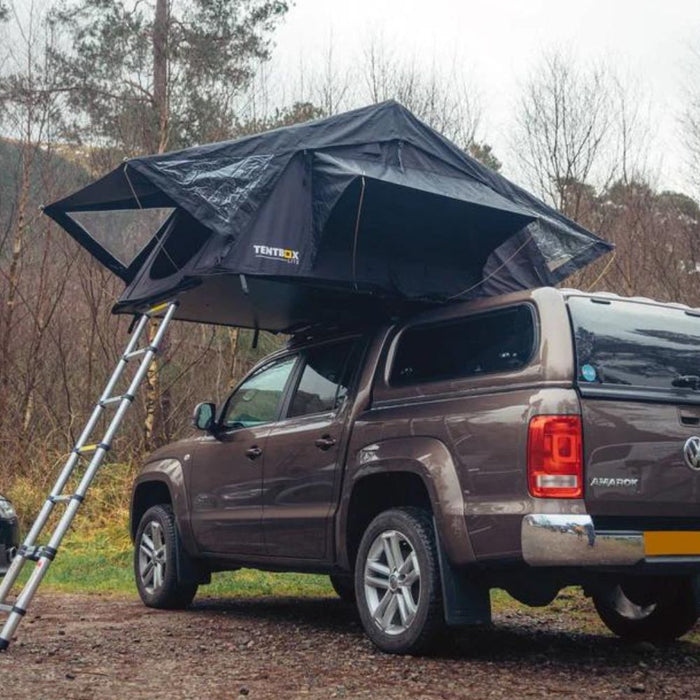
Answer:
top-left (363, 529), bottom-right (421, 635)
top-left (138, 520), bottom-right (167, 594)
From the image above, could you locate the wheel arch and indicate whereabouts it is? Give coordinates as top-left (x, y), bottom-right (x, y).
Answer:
top-left (130, 479), bottom-right (173, 540)
top-left (337, 437), bottom-right (475, 571)
top-left (130, 459), bottom-right (196, 554)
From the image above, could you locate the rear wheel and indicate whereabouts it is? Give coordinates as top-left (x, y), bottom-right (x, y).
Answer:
top-left (354, 507), bottom-right (445, 654)
top-left (134, 504), bottom-right (198, 609)
top-left (593, 576), bottom-right (699, 643)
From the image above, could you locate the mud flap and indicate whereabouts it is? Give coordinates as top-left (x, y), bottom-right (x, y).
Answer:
top-left (175, 526), bottom-right (211, 586)
top-left (434, 519), bottom-right (492, 627)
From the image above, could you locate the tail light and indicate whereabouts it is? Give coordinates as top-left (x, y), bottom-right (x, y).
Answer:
top-left (527, 415), bottom-right (583, 498)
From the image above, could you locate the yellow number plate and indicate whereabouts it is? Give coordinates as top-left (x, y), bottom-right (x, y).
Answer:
top-left (644, 531), bottom-right (700, 556)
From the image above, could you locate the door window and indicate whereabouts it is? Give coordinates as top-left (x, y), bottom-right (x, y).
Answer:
top-left (288, 340), bottom-right (360, 418)
top-left (222, 356), bottom-right (296, 429)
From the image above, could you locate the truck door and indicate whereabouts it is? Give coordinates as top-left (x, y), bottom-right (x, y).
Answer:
top-left (188, 355), bottom-right (297, 555)
top-left (262, 338), bottom-right (362, 559)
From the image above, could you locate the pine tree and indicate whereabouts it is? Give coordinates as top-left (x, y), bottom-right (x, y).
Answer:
top-left (52, 0), bottom-right (289, 157)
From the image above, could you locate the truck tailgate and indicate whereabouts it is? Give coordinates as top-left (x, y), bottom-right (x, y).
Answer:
top-left (582, 399), bottom-right (700, 518)
top-left (566, 293), bottom-right (700, 526)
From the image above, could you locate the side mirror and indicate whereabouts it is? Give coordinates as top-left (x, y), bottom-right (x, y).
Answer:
top-left (192, 402), bottom-right (216, 431)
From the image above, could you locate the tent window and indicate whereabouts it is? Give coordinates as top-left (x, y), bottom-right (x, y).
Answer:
top-left (67, 208), bottom-right (175, 267)
top-left (149, 220), bottom-right (211, 280)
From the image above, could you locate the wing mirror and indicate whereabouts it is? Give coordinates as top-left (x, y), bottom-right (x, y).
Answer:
top-left (192, 402), bottom-right (216, 431)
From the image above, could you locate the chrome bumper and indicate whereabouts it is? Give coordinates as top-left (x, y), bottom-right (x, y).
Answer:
top-left (521, 514), bottom-right (644, 566)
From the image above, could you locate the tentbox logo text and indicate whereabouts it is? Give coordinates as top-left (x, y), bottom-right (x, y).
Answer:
top-left (253, 245), bottom-right (300, 264)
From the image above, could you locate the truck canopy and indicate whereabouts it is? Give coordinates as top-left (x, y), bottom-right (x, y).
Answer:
top-left (44, 101), bottom-right (612, 332)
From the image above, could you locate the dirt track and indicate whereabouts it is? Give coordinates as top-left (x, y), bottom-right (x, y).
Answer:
top-left (1, 591), bottom-right (699, 699)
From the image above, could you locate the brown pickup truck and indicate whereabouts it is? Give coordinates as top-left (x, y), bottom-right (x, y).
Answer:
top-left (130, 286), bottom-right (700, 654)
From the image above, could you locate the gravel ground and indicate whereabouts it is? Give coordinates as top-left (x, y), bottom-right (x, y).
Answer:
top-left (1, 591), bottom-right (699, 699)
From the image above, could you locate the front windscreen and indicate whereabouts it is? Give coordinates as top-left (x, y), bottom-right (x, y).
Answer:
top-left (568, 296), bottom-right (700, 397)
top-left (66, 208), bottom-right (175, 267)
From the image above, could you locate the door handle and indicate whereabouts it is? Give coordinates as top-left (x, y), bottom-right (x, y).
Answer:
top-left (314, 435), bottom-right (336, 451)
top-left (245, 445), bottom-right (263, 460)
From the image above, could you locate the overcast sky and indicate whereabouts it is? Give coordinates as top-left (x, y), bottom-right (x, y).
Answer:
top-left (267, 0), bottom-right (700, 194)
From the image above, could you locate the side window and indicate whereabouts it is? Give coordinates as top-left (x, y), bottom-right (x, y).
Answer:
top-left (288, 340), bottom-right (360, 418)
top-left (222, 356), bottom-right (296, 429)
top-left (390, 305), bottom-right (536, 386)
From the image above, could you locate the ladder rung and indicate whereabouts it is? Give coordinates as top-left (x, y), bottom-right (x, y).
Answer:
top-left (18, 545), bottom-right (57, 562)
top-left (147, 301), bottom-right (171, 315)
top-left (123, 345), bottom-right (157, 360)
top-left (49, 494), bottom-right (83, 504)
top-left (73, 443), bottom-right (110, 455)
top-left (0, 604), bottom-right (26, 618)
top-left (100, 393), bottom-right (134, 407)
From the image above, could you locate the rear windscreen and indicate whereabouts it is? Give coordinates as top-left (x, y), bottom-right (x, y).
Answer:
top-left (568, 297), bottom-right (700, 396)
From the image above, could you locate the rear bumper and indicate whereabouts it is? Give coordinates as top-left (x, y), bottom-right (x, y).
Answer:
top-left (522, 514), bottom-right (649, 567)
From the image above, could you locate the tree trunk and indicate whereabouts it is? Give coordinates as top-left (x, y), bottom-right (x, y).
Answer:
top-left (143, 0), bottom-right (170, 451)
top-left (153, 0), bottom-right (169, 152)
top-left (227, 328), bottom-right (240, 391)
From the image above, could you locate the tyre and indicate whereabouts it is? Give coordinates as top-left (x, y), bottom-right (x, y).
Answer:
top-left (354, 507), bottom-right (445, 654)
top-left (593, 576), bottom-right (700, 643)
top-left (134, 504), bottom-right (198, 609)
top-left (330, 573), bottom-right (355, 603)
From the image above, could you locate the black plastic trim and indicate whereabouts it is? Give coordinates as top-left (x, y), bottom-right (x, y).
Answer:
top-left (577, 384), bottom-right (700, 406)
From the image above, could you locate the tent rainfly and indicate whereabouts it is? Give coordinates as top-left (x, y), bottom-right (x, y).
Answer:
top-left (44, 101), bottom-right (613, 333)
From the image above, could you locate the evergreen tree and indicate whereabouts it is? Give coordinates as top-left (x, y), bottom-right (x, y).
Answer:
top-left (52, 0), bottom-right (289, 157)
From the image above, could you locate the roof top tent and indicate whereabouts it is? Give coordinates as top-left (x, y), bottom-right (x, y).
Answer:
top-left (44, 101), bottom-right (613, 334)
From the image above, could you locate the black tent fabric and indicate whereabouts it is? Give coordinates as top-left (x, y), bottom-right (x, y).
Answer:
top-left (44, 101), bottom-right (613, 333)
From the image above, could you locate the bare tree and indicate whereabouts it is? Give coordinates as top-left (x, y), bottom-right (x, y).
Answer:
top-left (513, 51), bottom-right (617, 219)
top-left (683, 46), bottom-right (700, 197)
top-left (361, 37), bottom-right (481, 153)
top-left (0, 2), bottom-right (65, 433)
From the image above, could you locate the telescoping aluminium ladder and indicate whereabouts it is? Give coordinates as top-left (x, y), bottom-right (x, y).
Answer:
top-left (0, 300), bottom-right (178, 651)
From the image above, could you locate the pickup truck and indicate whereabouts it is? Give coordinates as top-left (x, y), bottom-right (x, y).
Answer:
top-left (130, 286), bottom-right (700, 654)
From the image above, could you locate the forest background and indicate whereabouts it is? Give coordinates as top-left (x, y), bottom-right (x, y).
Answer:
top-left (1, 0), bottom-right (700, 539)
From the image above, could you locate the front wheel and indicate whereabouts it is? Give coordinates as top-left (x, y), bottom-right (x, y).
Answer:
top-left (355, 507), bottom-right (445, 654)
top-left (593, 576), bottom-right (699, 643)
top-left (134, 504), bottom-right (198, 609)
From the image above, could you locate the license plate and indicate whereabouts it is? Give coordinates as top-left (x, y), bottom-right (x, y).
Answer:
top-left (644, 531), bottom-right (700, 556)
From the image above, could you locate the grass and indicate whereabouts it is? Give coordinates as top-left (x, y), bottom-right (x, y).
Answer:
top-left (13, 519), bottom-right (336, 600)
